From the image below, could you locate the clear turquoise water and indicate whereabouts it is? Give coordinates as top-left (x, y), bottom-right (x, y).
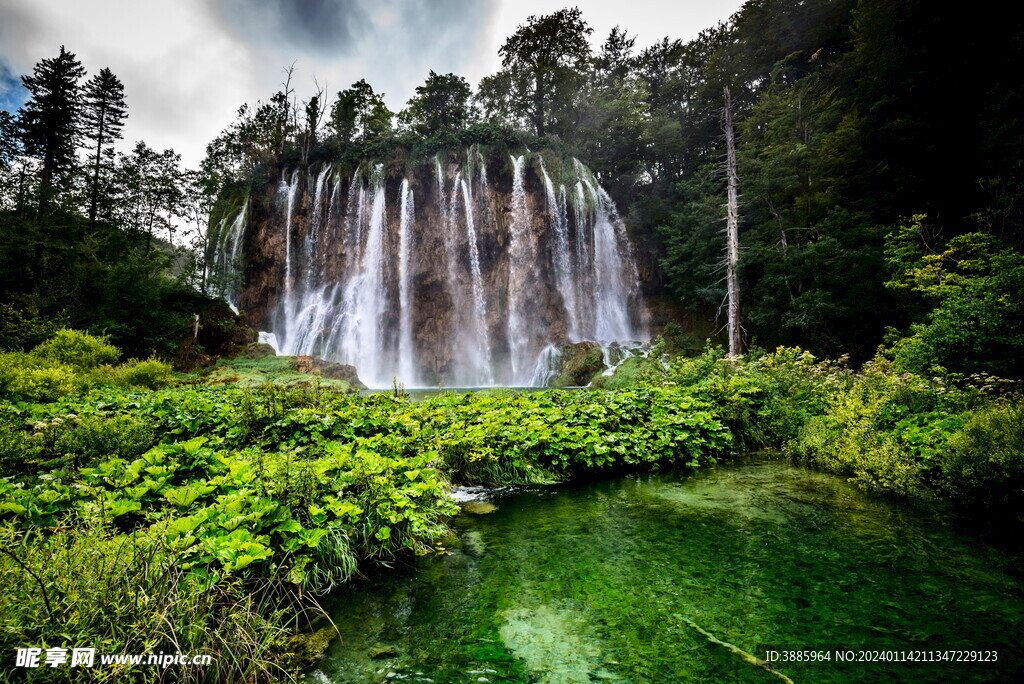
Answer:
top-left (315, 459), bottom-right (1024, 683)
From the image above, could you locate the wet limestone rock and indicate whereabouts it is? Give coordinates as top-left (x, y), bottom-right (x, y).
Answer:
top-left (551, 341), bottom-right (606, 386)
top-left (294, 355), bottom-right (367, 389)
top-left (276, 624), bottom-right (337, 672)
top-left (235, 342), bottom-right (277, 359)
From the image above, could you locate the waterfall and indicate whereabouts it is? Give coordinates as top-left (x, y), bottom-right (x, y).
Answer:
top-left (506, 154), bottom-right (537, 385)
top-left (397, 178), bottom-right (417, 386)
top-left (540, 158), bottom-right (578, 340)
top-left (280, 170), bottom-right (300, 323)
top-left (337, 163), bottom-right (388, 386)
top-left (224, 152), bottom-right (647, 388)
top-left (305, 165), bottom-right (331, 290)
top-left (207, 199), bottom-right (248, 309)
top-left (460, 171), bottom-right (493, 384)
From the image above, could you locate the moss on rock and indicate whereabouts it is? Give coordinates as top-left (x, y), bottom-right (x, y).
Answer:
top-left (550, 341), bottom-right (606, 386)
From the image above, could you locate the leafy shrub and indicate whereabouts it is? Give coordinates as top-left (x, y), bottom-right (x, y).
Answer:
top-left (0, 303), bottom-right (67, 351)
top-left (32, 328), bottom-right (120, 369)
top-left (90, 357), bottom-right (173, 390)
top-left (50, 414), bottom-right (157, 469)
top-left (884, 227), bottom-right (1024, 378)
top-left (1, 413), bottom-right (157, 475)
top-left (796, 395), bottom-right (927, 497)
top-left (1, 332), bottom-right (174, 402)
top-left (792, 358), bottom-right (986, 497)
top-left (0, 427), bottom-right (36, 476)
top-left (0, 353), bottom-right (81, 402)
top-left (939, 401), bottom-right (1024, 510)
top-left (629, 344), bottom-right (850, 448)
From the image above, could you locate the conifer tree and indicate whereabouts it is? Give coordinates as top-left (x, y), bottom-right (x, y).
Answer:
top-left (81, 67), bottom-right (127, 226)
top-left (17, 46), bottom-right (85, 202)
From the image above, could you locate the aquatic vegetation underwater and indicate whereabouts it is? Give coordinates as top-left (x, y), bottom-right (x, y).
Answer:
top-left (319, 461), bottom-right (1024, 683)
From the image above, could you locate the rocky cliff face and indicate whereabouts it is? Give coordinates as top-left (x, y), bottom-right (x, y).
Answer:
top-left (211, 148), bottom-right (648, 387)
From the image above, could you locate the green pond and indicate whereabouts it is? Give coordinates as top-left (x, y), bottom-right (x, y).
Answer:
top-left (312, 459), bottom-right (1024, 683)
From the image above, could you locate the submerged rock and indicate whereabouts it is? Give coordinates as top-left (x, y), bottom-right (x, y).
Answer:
top-left (368, 644), bottom-right (399, 660)
top-left (499, 605), bottom-right (605, 683)
top-left (461, 501), bottom-right (497, 515)
top-left (277, 624), bottom-right (337, 671)
top-left (462, 530), bottom-right (487, 557)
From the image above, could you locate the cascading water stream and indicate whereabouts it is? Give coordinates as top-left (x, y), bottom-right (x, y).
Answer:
top-left (397, 179), bottom-right (418, 386)
top-left (304, 165), bottom-right (331, 291)
top-left (280, 170), bottom-right (300, 324)
top-left (505, 154), bottom-right (537, 385)
top-left (337, 163), bottom-right (388, 386)
top-left (540, 158), bottom-right (579, 340)
top-left (577, 165), bottom-right (633, 342)
top-left (460, 171), bottom-right (493, 385)
top-left (206, 200), bottom-right (248, 309)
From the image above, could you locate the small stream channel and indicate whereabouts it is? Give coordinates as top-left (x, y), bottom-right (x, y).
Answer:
top-left (310, 458), bottom-right (1024, 683)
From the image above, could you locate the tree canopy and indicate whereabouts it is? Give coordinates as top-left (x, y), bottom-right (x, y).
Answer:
top-left (398, 71), bottom-right (475, 136)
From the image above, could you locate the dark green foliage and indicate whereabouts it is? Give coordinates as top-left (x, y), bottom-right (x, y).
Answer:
top-left (0, 201), bottom-right (208, 359)
top-left (328, 79), bottom-right (393, 147)
top-left (398, 71), bottom-right (475, 136)
top-left (81, 66), bottom-right (127, 226)
top-left (884, 226), bottom-right (1024, 378)
top-left (940, 402), bottom-right (1024, 512)
top-left (0, 303), bottom-right (66, 351)
top-left (490, 7), bottom-right (593, 137)
top-left (16, 45), bottom-right (85, 198)
top-left (0, 48), bottom-right (212, 363)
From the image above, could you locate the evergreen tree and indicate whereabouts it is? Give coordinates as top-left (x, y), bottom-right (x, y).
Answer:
top-left (81, 67), bottom-right (127, 226)
top-left (0, 111), bottom-right (18, 169)
top-left (0, 110), bottom-right (22, 209)
top-left (17, 46), bottom-right (86, 202)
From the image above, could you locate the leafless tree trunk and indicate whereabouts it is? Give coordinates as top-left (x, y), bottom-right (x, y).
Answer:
top-left (724, 86), bottom-right (742, 356)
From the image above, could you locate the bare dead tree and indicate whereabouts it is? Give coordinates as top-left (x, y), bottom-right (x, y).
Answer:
top-left (724, 86), bottom-right (742, 356)
top-left (278, 63), bottom-right (296, 158)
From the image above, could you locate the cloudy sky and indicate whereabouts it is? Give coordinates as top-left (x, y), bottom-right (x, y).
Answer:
top-left (0, 0), bottom-right (744, 168)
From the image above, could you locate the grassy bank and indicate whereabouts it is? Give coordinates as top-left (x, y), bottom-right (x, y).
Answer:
top-left (618, 344), bottom-right (1024, 511)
